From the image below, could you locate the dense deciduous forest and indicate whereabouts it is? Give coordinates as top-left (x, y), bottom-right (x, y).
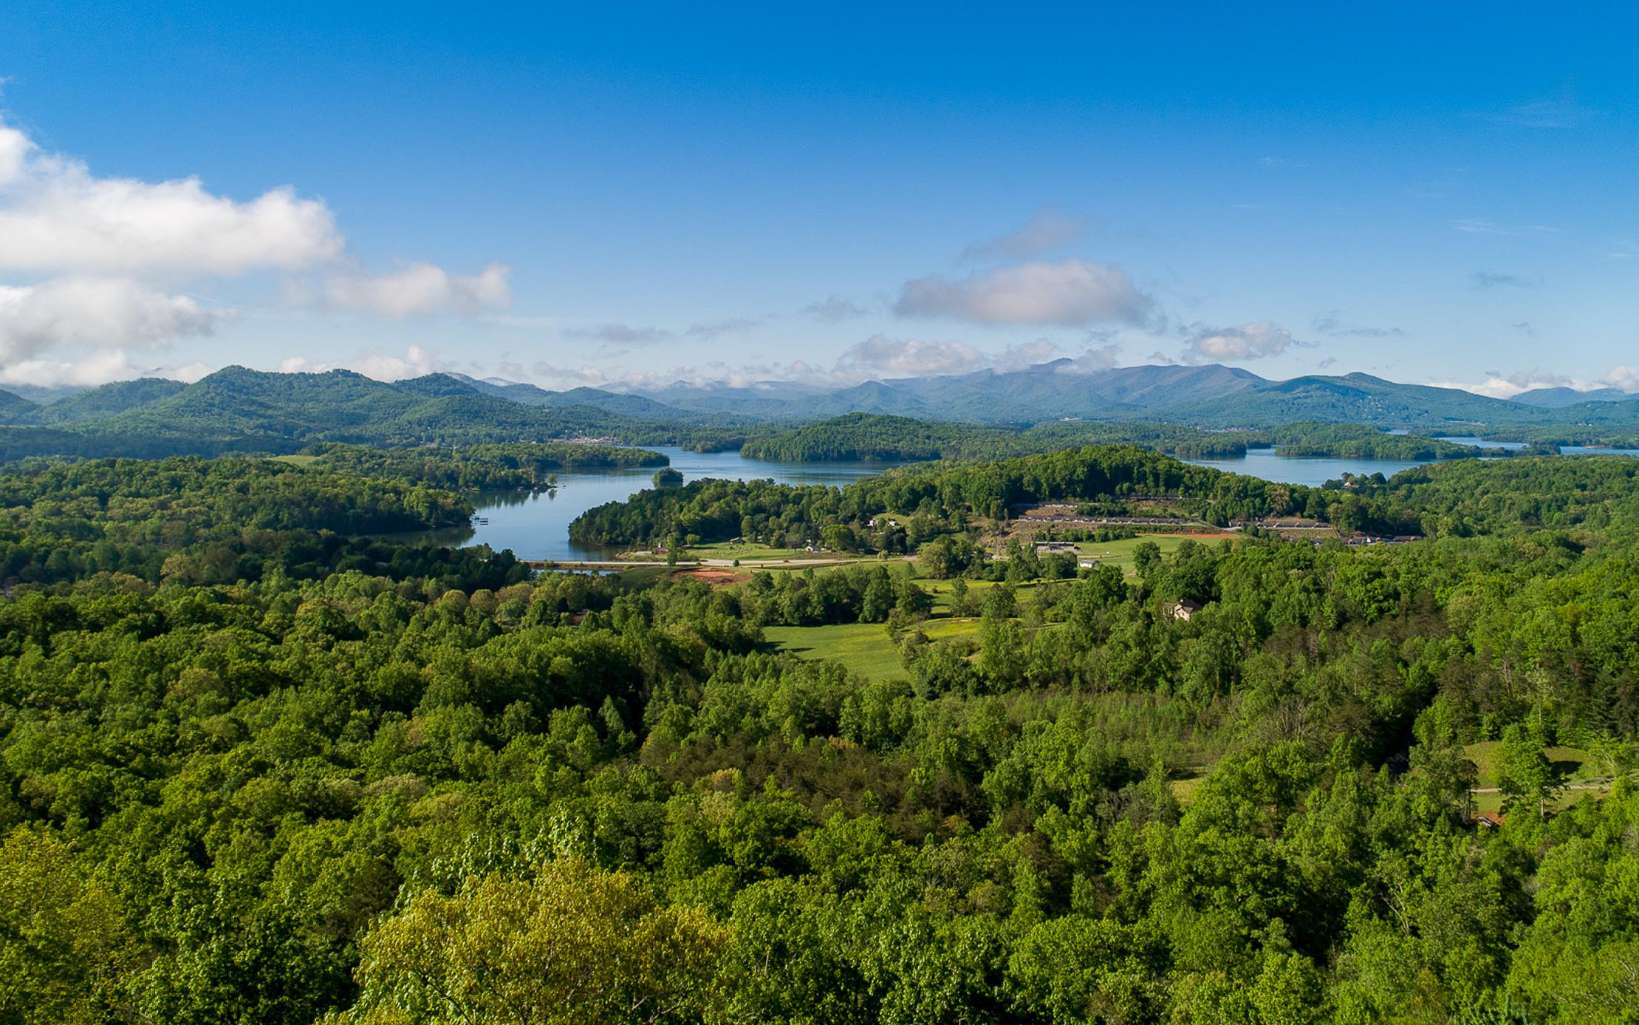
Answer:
top-left (307, 441), bottom-right (669, 491)
top-left (735, 415), bottom-right (1501, 465)
top-left (2, 444), bottom-right (1638, 1024)
top-left (570, 444), bottom-right (1405, 549)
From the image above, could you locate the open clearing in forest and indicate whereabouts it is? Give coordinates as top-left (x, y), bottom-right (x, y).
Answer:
top-left (764, 616), bottom-right (980, 683)
top-left (1462, 740), bottom-right (1615, 816)
top-left (1071, 533), bottom-right (1199, 574)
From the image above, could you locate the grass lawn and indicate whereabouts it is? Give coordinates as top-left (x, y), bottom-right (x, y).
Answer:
top-left (763, 615), bottom-right (981, 683)
top-left (916, 576), bottom-right (1046, 614)
top-left (1462, 740), bottom-right (1613, 816)
top-left (1463, 740), bottom-right (1596, 786)
top-left (1073, 534), bottom-right (1196, 574)
top-left (762, 622), bottom-right (905, 682)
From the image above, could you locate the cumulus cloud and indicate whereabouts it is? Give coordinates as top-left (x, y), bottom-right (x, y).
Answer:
top-left (0, 119), bottom-right (342, 276)
top-left (278, 344), bottom-right (445, 382)
top-left (0, 125), bottom-right (30, 187)
top-left (324, 262), bottom-right (511, 317)
top-left (0, 349), bottom-right (213, 389)
top-left (894, 259), bottom-right (1153, 327)
top-left (1057, 342), bottom-right (1123, 374)
top-left (0, 278), bottom-right (217, 364)
top-left (833, 335), bottom-right (988, 377)
top-left (520, 334), bottom-right (1108, 392)
top-left (1430, 367), bottom-right (1639, 400)
top-left (960, 210), bottom-right (1084, 262)
top-left (991, 339), bottom-right (1063, 371)
top-left (1606, 367), bottom-right (1639, 390)
top-left (0, 114), bottom-right (513, 384)
top-left (1181, 321), bottom-right (1301, 362)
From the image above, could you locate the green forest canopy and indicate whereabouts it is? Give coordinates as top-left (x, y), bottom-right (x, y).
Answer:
top-left (0, 447), bottom-right (1638, 1023)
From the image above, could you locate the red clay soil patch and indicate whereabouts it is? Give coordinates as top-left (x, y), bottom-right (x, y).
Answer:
top-left (677, 568), bottom-right (750, 586)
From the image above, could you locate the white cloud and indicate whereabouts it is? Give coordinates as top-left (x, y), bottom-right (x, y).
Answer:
top-left (324, 262), bottom-right (511, 317)
top-left (833, 335), bottom-right (988, 378)
top-left (0, 125), bottom-right (31, 187)
top-left (0, 113), bottom-right (513, 384)
top-left (0, 120), bottom-right (342, 276)
top-left (1435, 374), bottom-right (1536, 399)
top-left (960, 210), bottom-right (1084, 262)
top-left (895, 259), bottom-right (1153, 327)
top-left (278, 344), bottom-right (445, 381)
top-left (992, 339), bottom-right (1063, 370)
top-left (517, 335), bottom-right (1102, 393)
top-left (0, 278), bottom-right (217, 364)
top-left (1057, 342), bottom-right (1123, 374)
top-left (0, 349), bottom-right (214, 389)
top-left (1181, 321), bottom-right (1300, 362)
top-left (1429, 367), bottom-right (1639, 400)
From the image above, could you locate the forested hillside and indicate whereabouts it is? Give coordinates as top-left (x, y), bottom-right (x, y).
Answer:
top-left (736, 414), bottom-right (1499, 464)
top-left (571, 444), bottom-right (1400, 549)
top-left (7, 364), bottom-right (1639, 464)
top-left (0, 369), bottom-right (736, 460)
top-left (2, 446), bottom-right (1639, 1024)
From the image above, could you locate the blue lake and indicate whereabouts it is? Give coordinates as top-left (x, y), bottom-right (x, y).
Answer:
top-left (445, 447), bottom-right (918, 561)
top-left (436, 441), bottom-right (1639, 561)
top-left (1180, 448), bottom-right (1428, 488)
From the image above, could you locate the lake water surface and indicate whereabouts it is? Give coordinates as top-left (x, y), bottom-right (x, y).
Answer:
top-left (1180, 448), bottom-right (1428, 487)
top-left (445, 447), bottom-right (919, 561)
top-left (440, 442), bottom-right (1637, 561)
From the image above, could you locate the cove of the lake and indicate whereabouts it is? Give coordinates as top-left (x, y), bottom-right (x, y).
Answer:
top-left (429, 447), bottom-right (920, 562)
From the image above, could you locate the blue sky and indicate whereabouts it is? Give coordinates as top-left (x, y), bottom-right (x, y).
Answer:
top-left (0, 2), bottom-right (1635, 395)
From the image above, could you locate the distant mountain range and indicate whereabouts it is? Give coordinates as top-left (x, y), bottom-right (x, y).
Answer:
top-left (0, 367), bottom-right (720, 461)
top-left (1, 361), bottom-right (1636, 461)
top-left (1509, 385), bottom-right (1633, 408)
top-left (623, 360), bottom-right (1639, 430)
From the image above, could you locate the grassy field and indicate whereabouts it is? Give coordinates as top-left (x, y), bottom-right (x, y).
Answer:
top-left (917, 576), bottom-right (1045, 614)
top-left (269, 454), bottom-right (320, 466)
top-left (763, 615), bottom-right (980, 683)
top-left (762, 622), bottom-right (905, 682)
top-left (1462, 740), bottom-right (1609, 815)
top-left (755, 538), bottom-right (1217, 682)
top-left (1073, 533), bottom-right (1196, 574)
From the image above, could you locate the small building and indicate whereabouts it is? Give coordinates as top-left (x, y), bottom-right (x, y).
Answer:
top-left (1166, 598), bottom-right (1203, 622)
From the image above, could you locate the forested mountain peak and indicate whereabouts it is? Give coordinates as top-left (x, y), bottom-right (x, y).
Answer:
top-left (0, 388), bottom-right (37, 424)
